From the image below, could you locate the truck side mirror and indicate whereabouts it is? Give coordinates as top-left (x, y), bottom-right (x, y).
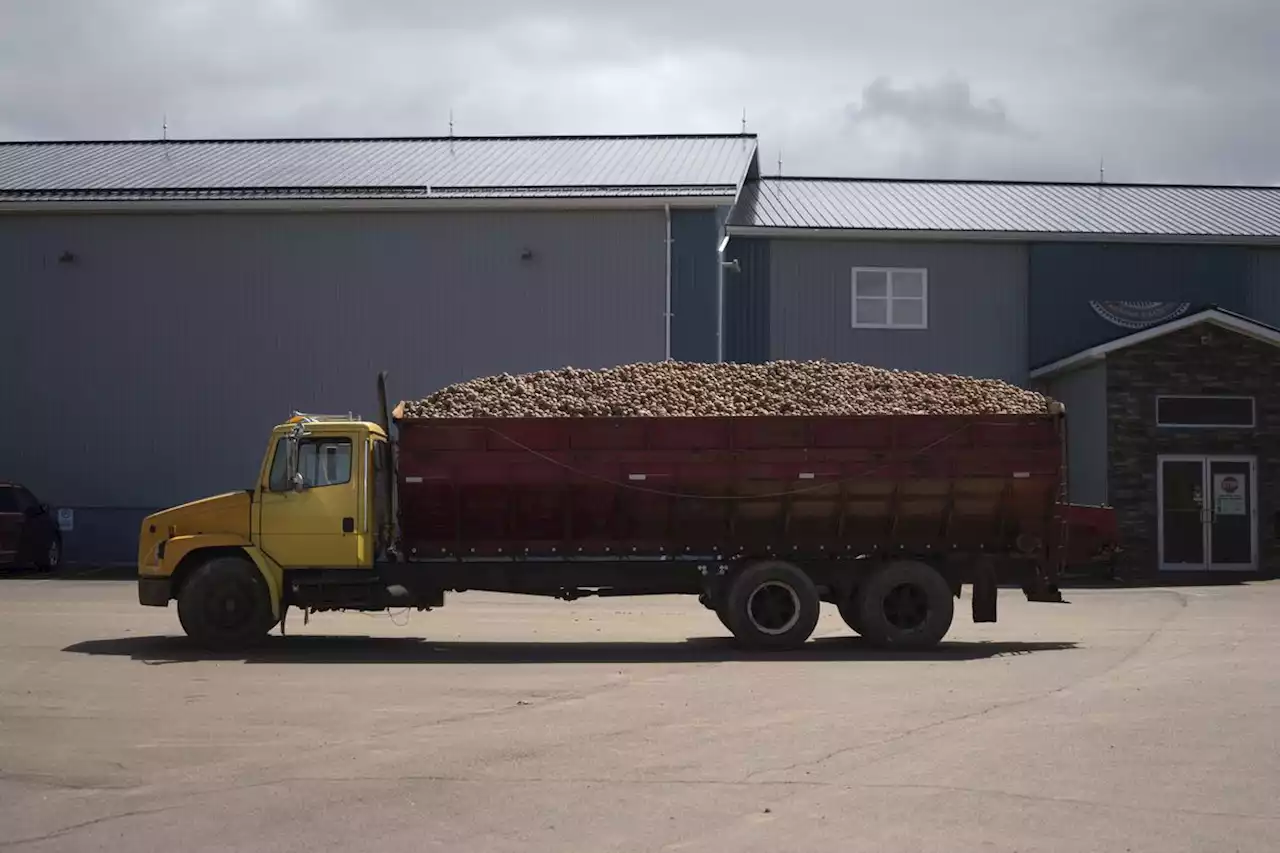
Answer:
top-left (284, 435), bottom-right (303, 492)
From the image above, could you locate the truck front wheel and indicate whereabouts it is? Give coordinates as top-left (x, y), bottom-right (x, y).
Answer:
top-left (856, 560), bottom-right (954, 650)
top-left (177, 556), bottom-right (274, 651)
top-left (724, 560), bottom-right (820, 650)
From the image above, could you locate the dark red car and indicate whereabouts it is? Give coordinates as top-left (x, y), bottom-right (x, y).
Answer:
top-left (0, 483), bottom-right (62, 572)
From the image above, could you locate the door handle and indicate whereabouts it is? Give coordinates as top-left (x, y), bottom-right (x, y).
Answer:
top-left (342, 517), bottom-right (355, 533)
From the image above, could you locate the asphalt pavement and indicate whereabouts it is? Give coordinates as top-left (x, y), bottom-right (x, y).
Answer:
top-left (1, 571), bottom-right (1277, 852)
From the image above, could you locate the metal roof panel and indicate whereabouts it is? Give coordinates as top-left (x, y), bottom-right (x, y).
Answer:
top-left (0, 185), bottom-right (735, 203)
top-left (730, 177), bottom-right (1280, 240)
top-left (0, 135), bottom-right (758, 199)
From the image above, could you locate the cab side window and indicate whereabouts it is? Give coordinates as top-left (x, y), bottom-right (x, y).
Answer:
top-left (299, 439), bottom-right (352, 487)
top-left (268, 438), bottom-right (353, 491)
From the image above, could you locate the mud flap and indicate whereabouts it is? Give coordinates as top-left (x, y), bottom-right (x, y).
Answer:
top-left (1023, 582), bottom-right (1065, 603)
top-left (1022, 558), bottom-right (1066, 604)
top-left (971, 558), bottom-right (998, 623)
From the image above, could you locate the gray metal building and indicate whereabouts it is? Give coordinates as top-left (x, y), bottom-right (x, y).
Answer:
top-left (724, 176), bottom-right (1280, 577)
top-left (7, 134), bottom-right (1280, 576)
top-left (0, 134), bottom-right (759, 561)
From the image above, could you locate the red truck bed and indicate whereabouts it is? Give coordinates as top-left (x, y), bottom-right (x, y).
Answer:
top-left (394, 413), bottom-right (1066, 562)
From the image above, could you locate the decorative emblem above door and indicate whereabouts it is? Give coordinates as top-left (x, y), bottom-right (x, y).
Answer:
top-left (1089, 301), bottom-right (1192, 329)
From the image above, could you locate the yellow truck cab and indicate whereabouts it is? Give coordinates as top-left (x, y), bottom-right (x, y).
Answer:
top-left (137, 413), bottom-right (389, 648)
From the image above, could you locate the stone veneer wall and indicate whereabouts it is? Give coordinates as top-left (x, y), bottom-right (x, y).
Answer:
top-left (1106, 322), bottom-right (1280, 578)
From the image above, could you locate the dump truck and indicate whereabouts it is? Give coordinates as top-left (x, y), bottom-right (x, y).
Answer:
top-left (137, 374), bottom-right (1088, 651)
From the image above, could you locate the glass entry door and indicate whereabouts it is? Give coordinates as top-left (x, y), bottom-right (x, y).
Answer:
top-left (1158, 455), bottom-right (1257, 571)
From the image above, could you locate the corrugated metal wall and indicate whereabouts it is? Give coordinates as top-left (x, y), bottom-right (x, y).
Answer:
top-left (722, 237), bottom-right (771, 363)
top-left (1246, 248), bottom-right (1280, 327)
top-left (1041, 362), bottom-right (1109, 506)
top-left (1028, 243), bottom-right (1252, 367)
top-left (0, 208), bottom-right (668, 560)
top-left (768, 240), bottom-right (1029, 384)
top-left (669, 208), bottom-right (720, 362)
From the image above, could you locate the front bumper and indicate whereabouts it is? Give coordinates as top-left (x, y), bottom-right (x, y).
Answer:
top-left (138, 576), bottom-right (172, 607)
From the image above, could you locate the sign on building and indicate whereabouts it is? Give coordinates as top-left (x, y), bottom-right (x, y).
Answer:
top-left (1089, 301), bottom-right (1192, 329)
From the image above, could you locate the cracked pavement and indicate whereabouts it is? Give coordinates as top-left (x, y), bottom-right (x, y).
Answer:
top-left (1, 576), bottom-right (1278, 851)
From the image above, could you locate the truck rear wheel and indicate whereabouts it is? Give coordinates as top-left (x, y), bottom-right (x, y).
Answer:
top-left (724, 560), bottom-right (819, 650)
top-left (714, 601), bottom-right (733, 632)
top-left (856, 560), bottom-right (954, 650)
top-left (699, 593), bottom-right (734, 632)
top-left (837, 597), bottom-right (863, 635)
top-left (177, 556), bottom-right (274, 651)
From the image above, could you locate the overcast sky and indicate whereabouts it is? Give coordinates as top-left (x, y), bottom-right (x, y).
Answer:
top-left (2, 0), bottom-right (1277, 184)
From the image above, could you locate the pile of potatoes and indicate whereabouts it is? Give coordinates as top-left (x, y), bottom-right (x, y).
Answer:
top-left (399, 360), bottom-right (1053, 419)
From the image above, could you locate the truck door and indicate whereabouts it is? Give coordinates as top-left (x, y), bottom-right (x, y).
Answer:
top-left (258, 434), bottom-right (363, 568)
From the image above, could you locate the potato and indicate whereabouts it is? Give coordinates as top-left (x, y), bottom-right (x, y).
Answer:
top-left (400, 360), bottom-right (1053, 419)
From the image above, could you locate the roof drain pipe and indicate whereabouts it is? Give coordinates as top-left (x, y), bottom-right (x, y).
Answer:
top-left (716, 233), bottom-right (728, 363)
top-left (664, 203), bottom-right (673, 361)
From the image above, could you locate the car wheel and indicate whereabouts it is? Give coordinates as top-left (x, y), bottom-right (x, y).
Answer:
top-left (35, 537), bottom-right (60, 573)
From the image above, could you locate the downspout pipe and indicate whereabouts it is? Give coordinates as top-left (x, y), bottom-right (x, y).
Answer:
top-left (716, 233), bottom-right (728, 363)
top-left (664, 203), bottom-right (672, 361)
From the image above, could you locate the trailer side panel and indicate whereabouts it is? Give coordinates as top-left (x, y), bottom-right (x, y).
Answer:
top-left (395, 414), bottom-right (1064, 562)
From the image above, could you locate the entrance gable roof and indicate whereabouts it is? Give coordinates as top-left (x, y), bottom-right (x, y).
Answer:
top-left (1029, 307), bottom-right (1280, 380)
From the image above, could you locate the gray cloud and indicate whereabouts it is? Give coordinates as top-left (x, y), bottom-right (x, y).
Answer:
top-left (824, 77), bottom-right (1035, 181)
top-left (847, 78), bottom-right (1021, 137)
top-left (1, 0), bottom-right (1279, 184)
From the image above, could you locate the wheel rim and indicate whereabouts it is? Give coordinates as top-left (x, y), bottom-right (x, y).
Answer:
top-left (204, 581), bottom-right (256, 633)
top-left (746, 581), bottom-right (801, 635)
top-left (881, 582), bottom-right (930, 631)
top-left (47, 541), bottom-right (60, 567)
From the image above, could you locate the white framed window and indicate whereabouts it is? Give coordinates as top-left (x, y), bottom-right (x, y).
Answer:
top-left (1156, 396), bottom-right (1255, 429)
top-left (851, 267), bottom-right (928, 329)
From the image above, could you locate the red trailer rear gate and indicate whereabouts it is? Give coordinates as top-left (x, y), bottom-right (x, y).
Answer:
top-left (394, 413), bottom-right (1065, 563)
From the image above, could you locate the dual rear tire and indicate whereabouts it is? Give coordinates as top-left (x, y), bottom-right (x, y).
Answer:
top-left (721, 560), bottom-right (821, 650)
top-left (716, 558), bottom-right (955, 651)
top-left (839, 560), bottom-right (954, 650)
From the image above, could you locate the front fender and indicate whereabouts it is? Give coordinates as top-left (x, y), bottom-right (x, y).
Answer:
top-left (159, 535), bottom-right (285, 619)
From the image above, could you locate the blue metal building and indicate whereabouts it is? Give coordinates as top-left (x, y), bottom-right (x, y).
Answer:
top-left (724, 176), bottom-right (1280, 577)
top-left (6, 134), bottom-right (1280, 576)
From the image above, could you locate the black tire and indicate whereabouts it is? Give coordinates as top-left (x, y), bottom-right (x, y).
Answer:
top-left (837, 597), bottom-right (863, 635)
top-left (714, 601), bottom-right (733, 632)
top-left (177, 556), bottom-right (274, 651)
top-left (856, 560), bottom-right (954, 650)
top-left (724, 560), bottom-right (820, 650)
top-left (698, 593), bottom-right (734, 632)
top-left (34, 536), bottom-right (61, 573)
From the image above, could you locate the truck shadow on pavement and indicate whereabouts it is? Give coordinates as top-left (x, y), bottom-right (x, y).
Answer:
top-left (1, 566), bottom-right (137, 581)
top-left (63, 635), bottom-right (1077, 665)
